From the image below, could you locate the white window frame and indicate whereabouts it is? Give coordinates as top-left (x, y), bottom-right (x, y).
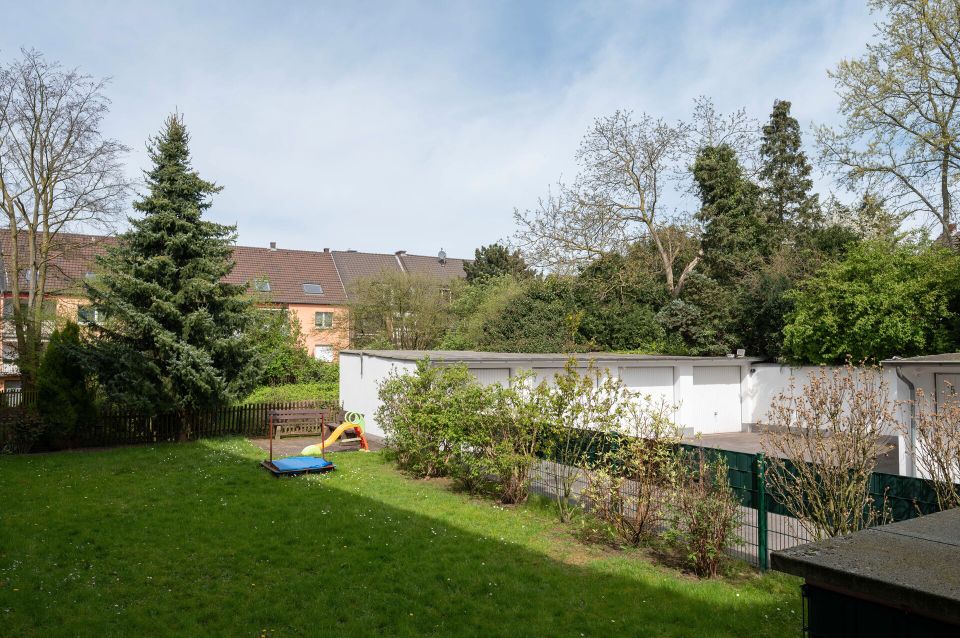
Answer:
top-left (314, 311), bottom-right (334, 329)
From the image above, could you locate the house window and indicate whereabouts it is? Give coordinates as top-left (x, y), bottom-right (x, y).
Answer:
top-left (302, 283), bottom-right (324, 295)
top-left (77, 305), bottom-right (100, 325)
top-left (314, 311), bottom-right (334, 329)
top-left (2, 299), bottom-right (22, 319)
top-left (314, 345), bottom-right (334, 362)
top-left (252, 278), bottom-right (271, 292)
top-left (2, 341), bottom-right (17, 363)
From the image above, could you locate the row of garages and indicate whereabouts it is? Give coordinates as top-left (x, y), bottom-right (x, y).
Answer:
top-left (341, 350), bottom-right (759, 437)
top-left (339, 349), bottom-right (960, 478)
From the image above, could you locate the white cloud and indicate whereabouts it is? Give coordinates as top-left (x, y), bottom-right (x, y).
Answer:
top-left (6, 0), bottom-right (876, 257)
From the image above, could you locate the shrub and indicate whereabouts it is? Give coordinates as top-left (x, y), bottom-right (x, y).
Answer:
top-left (241, 382), bottom-right (338, 406)
top-left (484, 372), bottom-right (553, 504)
top-left (782, 240), bottom-right (960, 364)
top-left (377, 360), bottom-right (490, 478)
top-left (36, 322), bottom-right (96, 449)
top-left (584, 397), bottom-right (680, 546)
top-left (665, 450), bottom-right (741, 578)
top-left (762, 364), bottom-right (893, 540)
top-left (905, 390), bottom-right (960, 511)
top-left (250, 308), bottom-right (340, 386)
top-left (543, 360), bottom-right (626, 522)
top-left (0, 410), bottom-right (46, 454)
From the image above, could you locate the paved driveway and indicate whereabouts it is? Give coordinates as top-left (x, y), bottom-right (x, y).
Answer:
top-left (683, 431), bottom-right (901, 475)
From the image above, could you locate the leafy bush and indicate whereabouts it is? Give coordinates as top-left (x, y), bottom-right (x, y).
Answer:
top-left (543, 360), bottom-right (628, 522)
top-left (250, 308), bottom-right (339, 385)
top-left (584, 397), bottom-right (681, 546)
top-left (377, 361), bottom-right (553, 503)
top-left (665, 451), bottom-right (741, 578)
top-left (782, 239), bottom-right (960, 364)
top-left (241, 382), bottom-right (338, 406)
top-left (36, 322), bottom-right (96, 449)
top-left (449, 372), bottom-right (554, 503)
top-left (377, 360), bottom-right (490, 478)
top-left (0, 410), bottom-right (46, 454)
top-left (484, 374), bottom-right (553, 504)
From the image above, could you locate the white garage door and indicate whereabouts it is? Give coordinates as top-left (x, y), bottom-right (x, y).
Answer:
top-left (620, 367), bottom-right (674, 408)
top-left (532, 367), bottom-right (567, 386)
top-left (692, 366), bottom-right (742, 434)
top-left (470, 368), bottom-right (511, 387)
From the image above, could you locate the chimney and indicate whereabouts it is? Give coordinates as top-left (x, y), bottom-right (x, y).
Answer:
top-left (269, 241), bottom-right (277, 251)
top-left (323, 247), bottom-right (329, 252)
top-left (395, 250), bottom-right (406, 256)
top-left (438, 248), bottom-right (447, 265)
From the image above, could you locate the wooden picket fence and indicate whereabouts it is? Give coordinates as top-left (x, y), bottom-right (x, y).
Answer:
top-left (0, 400), bottom-right (343, 451)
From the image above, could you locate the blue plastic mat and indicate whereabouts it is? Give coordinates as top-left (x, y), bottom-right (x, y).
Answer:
top-left (272, 456), bottom-right (333, 472)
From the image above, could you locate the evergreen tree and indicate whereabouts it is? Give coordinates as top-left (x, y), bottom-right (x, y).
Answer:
top-left (759, 100), bottom-right (818, 225)
top-left (693, 144), bottom-right (768, 286)
top-left (84, 114), bottom-right (257, 422)
top-left (36, 322), bottom-right (96, 449)
top-left (463, 243), bottom-right (534, 283)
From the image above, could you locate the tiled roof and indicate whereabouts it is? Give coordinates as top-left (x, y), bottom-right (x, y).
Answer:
top-left (224, 246), bottom-right (347, 305)
top-left (331, 250), bottom-right (468, 299)
top-left (0, 230), bottom-right (465, 306)
top-left (0, 231), bottom-right (114, 295)
top-left (330, 251), bottom-right (403, 292)
top-left (399, 253), bottom-right (467, 281)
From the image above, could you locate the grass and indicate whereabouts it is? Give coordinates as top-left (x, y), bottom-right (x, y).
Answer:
top-left (0, 439), bottom-right (801, 637)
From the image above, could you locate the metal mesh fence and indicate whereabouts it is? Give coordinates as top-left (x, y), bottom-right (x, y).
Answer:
top-left (530, 439), bottom-right (943, 571)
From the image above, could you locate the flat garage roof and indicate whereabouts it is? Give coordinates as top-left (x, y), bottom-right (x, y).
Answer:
top-left (340, 350), bottom-right (762, 365)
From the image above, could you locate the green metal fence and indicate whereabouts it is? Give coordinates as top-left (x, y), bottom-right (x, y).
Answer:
top-left (682, 443), bottom-right (943, 570)
top-left (532, 434), bottom-right (945, 571)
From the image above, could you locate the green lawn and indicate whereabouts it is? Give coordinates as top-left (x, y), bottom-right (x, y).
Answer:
top-left (0, 439), bottom-right (801, 637)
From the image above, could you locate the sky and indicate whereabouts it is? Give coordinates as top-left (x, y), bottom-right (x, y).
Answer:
top-left (5, 0), bottom-right (876, 259)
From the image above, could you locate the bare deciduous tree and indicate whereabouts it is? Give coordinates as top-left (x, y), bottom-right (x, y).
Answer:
top-left (903, 390), bottom-right (960, 510)
top-left (513, 98), bottom-right (756, 294)
top-left (762, 365), bottom-right (894, 541)
top-left (816, 0), bottom-right (960, 241)
top-left (0, 49), bottom-right (128, 389)
top-left (348, 270), bottom-right (458, 350)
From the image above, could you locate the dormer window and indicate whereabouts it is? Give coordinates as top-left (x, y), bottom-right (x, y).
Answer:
top-left (253, 279), bottom-right (271, 292)
top-left (302, 283), bottom-right (323, 295)
top-left (84, 271), bottom-right (96, 280)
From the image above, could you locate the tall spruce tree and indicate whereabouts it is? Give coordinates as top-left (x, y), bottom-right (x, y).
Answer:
top-left (693, 144), bottom-right (768, 286)
top-left (759, 100), bottom-right (818, 225)
top-left (84, 114), bottom-right (257, 422)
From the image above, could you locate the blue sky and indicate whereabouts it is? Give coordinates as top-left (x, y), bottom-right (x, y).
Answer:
top-left (6, 0), bottom-right (874, 258)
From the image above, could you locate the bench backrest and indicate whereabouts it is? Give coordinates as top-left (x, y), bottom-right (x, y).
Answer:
top-left (269, 408), bottom-right (327, 438)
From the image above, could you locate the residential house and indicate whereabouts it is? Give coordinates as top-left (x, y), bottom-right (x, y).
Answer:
top-left (0, 231), bottom-right (466, 389)
top-left (224, 243), bottom-right (349, 362)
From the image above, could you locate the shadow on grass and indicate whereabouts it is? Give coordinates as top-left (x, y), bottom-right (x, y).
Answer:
top-left (0, 438), bottom-right (800, 637)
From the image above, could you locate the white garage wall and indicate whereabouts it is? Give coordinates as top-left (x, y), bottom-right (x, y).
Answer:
top-left (743, 365), bottom-right (824, 425)
top-left (339, 352), bottom-right (416, 438)
top-left (470, 368), bottom-right (511, 386)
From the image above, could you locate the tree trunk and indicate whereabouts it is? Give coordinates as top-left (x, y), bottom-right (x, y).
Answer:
top-left (941, 149), bottom-right (953, 246)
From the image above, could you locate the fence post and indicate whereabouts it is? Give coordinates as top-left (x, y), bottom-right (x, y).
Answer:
top-left (756, 452), bottom-right (768, 572)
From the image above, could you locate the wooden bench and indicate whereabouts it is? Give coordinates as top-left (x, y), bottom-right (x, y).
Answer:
top-left (268, 408), bottom-right (329, 439)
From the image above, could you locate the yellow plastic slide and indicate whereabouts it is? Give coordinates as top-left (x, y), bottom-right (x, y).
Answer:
top-left (301, 412), bottom-right (369, 455)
